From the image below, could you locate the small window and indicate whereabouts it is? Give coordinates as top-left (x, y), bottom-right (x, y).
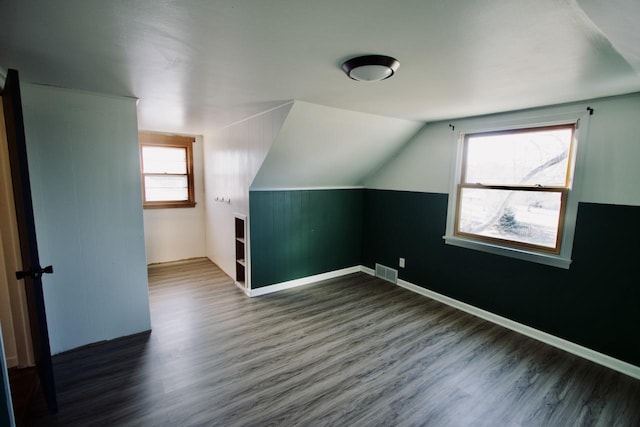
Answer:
top-left (455, 124), bottom-right (575, 254)
top-left (139, 132), bottom-right (196, 209)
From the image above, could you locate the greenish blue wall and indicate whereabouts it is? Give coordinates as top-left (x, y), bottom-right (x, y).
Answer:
top-left (21, 84), bottom-right (151, 355)
top-left (249, 189), bottom-right (363, 288)
top-left (362, 189), bottom-right (640, 367)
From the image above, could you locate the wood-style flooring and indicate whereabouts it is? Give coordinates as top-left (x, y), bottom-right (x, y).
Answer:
top-left (25, 258), bottom-right (640, 426)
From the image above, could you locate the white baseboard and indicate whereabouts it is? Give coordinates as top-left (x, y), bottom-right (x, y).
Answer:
top-left (249, 266), bottom-right (362, 297)
top-left (235, 281), bottom-right (251, 296)
top-left (360, 265), bottom-right (375, 276)
top-left (395, 278), bottom-right (640, 380)
top-left (361, 268), bottom-right (640, 380)
top-left (246, 264), bottom-right (639, 379)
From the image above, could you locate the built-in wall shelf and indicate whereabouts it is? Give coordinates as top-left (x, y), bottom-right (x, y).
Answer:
top-left (234, 215), bottom-right (247, 289)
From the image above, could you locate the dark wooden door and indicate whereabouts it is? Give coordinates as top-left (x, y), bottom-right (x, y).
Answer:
top-left (2, 69), bottom-right (58, 414)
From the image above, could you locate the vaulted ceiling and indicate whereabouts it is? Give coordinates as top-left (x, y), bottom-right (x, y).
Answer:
top-left (2, 0), bottom-right (639, 135)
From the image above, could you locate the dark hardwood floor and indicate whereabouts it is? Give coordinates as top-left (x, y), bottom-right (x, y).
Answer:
top-left (25, 258), bottom-right (640, 426)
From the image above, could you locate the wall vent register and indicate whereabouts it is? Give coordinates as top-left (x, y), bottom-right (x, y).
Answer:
top-left (375, 263), bottom-right (398, 284)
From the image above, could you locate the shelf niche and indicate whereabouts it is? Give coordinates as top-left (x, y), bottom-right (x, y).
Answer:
top-left (234, 215), bottom-right (247, 288)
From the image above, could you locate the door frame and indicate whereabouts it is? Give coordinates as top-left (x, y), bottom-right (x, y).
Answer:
top-left (2, 68), bottom-right (58, 414)
top-left (0, 98), bottom-right (34, 370)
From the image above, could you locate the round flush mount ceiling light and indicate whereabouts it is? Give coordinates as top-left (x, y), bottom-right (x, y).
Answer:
top-left (341, 55), bottom-right (400, 82)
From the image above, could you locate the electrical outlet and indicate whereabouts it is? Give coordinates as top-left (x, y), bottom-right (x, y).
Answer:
top-left (399, 257), bottom-right (405, 268)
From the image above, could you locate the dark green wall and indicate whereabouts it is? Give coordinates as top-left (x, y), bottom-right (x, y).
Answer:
top-left (248, 187), bottom-right (639, 365)
top-left (249, 189), bottom-right (363, 288)
top-left (362, 189), bottom-right (640, 366)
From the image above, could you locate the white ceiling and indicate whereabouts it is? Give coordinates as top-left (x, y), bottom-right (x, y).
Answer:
top-left (2, 0), bottom-right (639, 135)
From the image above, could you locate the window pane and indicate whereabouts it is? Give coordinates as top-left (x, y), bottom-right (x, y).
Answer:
top-left (142, 146), bottom-right (187, 174)
top-left (145, 176), bottom-right (188, 201)
top-left (464, 127), bottom-right (573, 186)
top-left (458, 188), bottom-right (562, 249)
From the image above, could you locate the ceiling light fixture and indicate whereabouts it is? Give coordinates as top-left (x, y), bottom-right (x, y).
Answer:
top-left (341, 55), bottom-right (400, 82)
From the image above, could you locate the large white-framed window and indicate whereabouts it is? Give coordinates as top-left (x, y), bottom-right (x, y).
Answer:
top-left (444, 109), bottom-right (591, 269)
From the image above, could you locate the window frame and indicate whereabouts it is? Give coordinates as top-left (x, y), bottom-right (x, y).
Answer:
top-left (443, 109), bottom-right (591, 269)
top-left (139, 132), bottom-right (196, 209)
top-left (454, 124), bottom-right (575, 255)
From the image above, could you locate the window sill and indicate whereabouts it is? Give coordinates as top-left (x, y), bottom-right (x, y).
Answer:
top-left (443, 235), bottom-right (572, 269)
top-left (143, 201), bottom-right (197, 209)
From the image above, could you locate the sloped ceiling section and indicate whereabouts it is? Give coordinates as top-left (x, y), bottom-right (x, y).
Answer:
top-left (576, 0), bottom-right (640, 74)
top-left (251, 101), bottom-right (424, 189)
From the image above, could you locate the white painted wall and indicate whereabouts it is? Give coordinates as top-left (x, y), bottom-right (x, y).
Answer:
top-left (142, 135), bottom-right (206, 264)
top-left (363, 122), bottom-right (452, 193)
top-left (578, 93), bottom-right (640, 205)
top-left (252, 101), bottom-right (423, 189)
top-left (365, 92), bottom-right (640, 206)
top-left (203, 103), bottom-right (292, 280)
top-left (21, 84), bottom-right (151, 355)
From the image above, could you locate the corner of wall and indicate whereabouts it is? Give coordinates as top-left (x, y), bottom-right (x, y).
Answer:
top-left (203, 103), bottom-right (293, 281)
top-left (142, 133), bottom-right (207, 264)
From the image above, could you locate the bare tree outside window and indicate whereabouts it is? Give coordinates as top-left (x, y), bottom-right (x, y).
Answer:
top-left (455, 124), bottom-right (575, 254)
